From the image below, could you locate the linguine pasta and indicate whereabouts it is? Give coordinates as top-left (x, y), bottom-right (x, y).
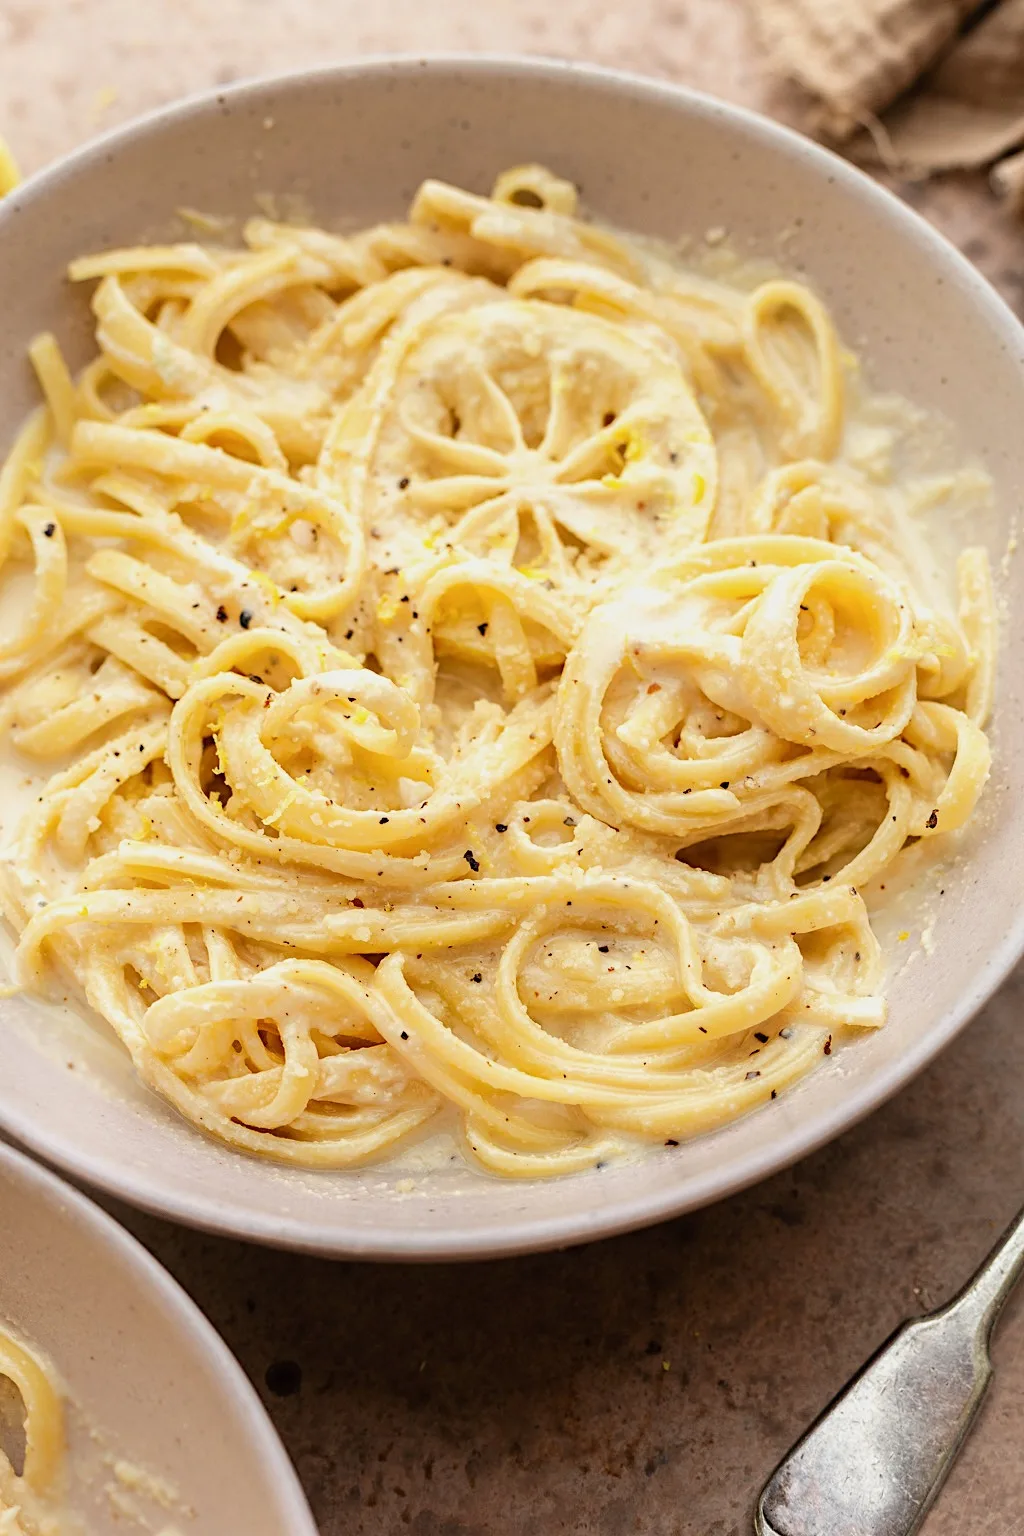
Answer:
top-left (0, 1326), bottom-right (65, 1536)
top-left (0, 166), bottom-right (994, 1177)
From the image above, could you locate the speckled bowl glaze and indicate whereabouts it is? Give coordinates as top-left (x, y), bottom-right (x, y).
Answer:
top-left (0, 1141), bottom-right (317, 1532)
top-left (0, 57), bottom-right (1022, 1260)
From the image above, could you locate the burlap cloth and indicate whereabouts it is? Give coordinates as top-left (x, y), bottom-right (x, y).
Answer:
top-left (747, 0), bottom-right (1024, 205)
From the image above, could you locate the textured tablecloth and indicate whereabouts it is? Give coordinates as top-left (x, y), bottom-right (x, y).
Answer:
top-left (3, 3), bottom-right (1024, 1532)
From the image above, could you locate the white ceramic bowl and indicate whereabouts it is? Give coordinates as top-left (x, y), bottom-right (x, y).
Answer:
top-left (0, 1140), bottom-right (316, 1532)
top-left (1, 57), bottom-right (1022, 1260)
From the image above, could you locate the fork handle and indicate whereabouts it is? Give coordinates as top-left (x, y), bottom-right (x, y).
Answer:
top-left (945, 1203), bottom-right (1024, 1338)
top-left (755, 1201), bottom-right (1024, 1536)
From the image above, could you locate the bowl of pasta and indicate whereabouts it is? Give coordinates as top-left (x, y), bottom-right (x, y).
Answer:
top-left (0, 56), bottom-right (1019, 1258)
top-left (0, 1140), bottom-right (316, 1533)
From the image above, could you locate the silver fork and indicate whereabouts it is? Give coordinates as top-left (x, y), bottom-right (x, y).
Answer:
top-left (756, 1204), bottom-right (1024, 1536)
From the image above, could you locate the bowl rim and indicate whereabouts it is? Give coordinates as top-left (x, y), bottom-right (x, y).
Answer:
top-left (2, 52), bottom-right (1023, 1261)
top-left (0, 1139), bottom-right (318, 1529)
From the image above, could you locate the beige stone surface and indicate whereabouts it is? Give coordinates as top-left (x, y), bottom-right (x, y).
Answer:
top-left (3, 2), bottom-right (1024, 1531)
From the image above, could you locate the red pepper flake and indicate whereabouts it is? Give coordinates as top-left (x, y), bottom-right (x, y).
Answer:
top-left (351, 897), bottom-right (364, 909)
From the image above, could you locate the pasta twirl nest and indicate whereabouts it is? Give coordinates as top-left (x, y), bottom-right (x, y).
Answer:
top-left (0, 166), bottom-right (994, 1178)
